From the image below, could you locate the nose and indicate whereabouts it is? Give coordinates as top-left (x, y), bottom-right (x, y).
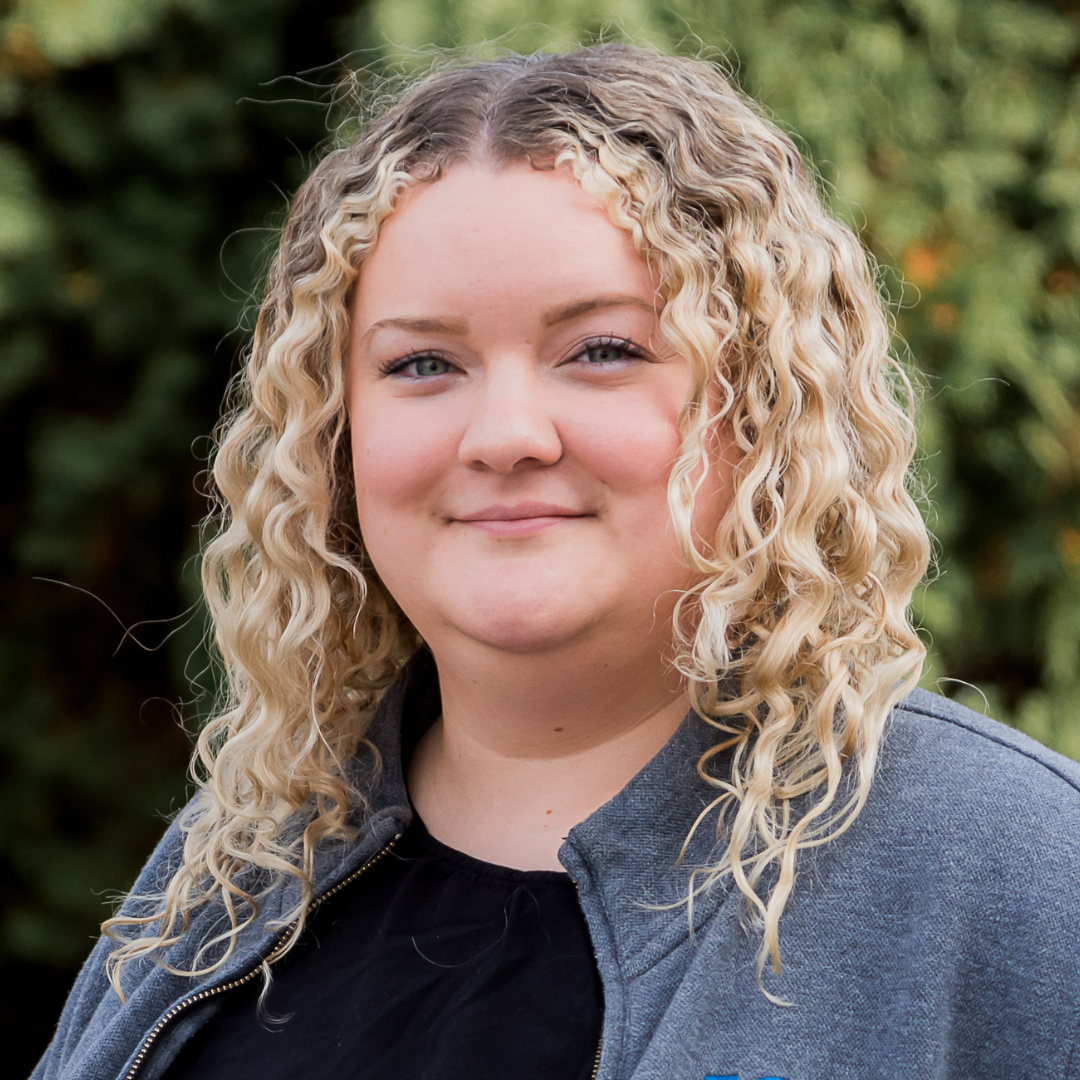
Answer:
top-left (457, 362), bottom-right (563, 473)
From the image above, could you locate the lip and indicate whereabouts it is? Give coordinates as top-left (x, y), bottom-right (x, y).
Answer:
top-left (453, 503), bottom-right (591, 537)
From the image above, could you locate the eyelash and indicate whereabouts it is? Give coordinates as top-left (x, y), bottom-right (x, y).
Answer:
top-left (378, 336), bottom-right (646, 378)
top-left (573, 336), bottom-right (645, 365)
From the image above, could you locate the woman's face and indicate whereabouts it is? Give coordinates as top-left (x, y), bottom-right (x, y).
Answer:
top-left (348, 161), bottom-right (732, 658)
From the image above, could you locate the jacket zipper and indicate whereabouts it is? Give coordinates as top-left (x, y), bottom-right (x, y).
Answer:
top-left (570, 872), bottom-right (604, 1080)
top-left (123, 835), bottom-right (401, 1080)
top-left (589, 1033), bottom-right (604, 1080)
top-left (571, 875), bottom-right (605, 1080)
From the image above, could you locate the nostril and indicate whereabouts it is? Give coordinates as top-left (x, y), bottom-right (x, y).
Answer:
top-left (458, 399), bottom-right (563, 473)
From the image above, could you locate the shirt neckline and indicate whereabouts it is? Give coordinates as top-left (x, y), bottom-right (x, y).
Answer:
top-left (406, 809), bottom-right (575, 886)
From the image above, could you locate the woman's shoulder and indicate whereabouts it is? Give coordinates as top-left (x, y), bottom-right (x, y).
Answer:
top-left (790, 687), bottom-right (1080, 1003)
top-left (33, 792), bottom-right (308, 1080)
top-left (889, 685), bottom-right (1080, 795)
top-left (31, 810), bottom-right (192, 1079)
top-left (870, 686), bottom-right (1080, 858)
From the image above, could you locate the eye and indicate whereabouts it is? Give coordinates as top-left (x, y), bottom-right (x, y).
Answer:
top-left (380, 353), bottom-right (455, 378)
top-left (411, 356), bottom-right (452, 377)
top-left (584, 344), bottom-right (625, 364)
top-left (574, 337), bottom-right (643, 366)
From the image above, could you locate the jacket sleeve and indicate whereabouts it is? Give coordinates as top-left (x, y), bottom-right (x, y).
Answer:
top-left (31, 811), bottom-right (190, 1080)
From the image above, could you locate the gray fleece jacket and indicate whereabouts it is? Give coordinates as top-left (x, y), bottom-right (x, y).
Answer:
top-left (33, 648), bottom-right (1080, 1080)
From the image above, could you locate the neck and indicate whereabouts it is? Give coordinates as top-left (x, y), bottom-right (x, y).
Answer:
top-left (406, 633), bottom-right (688, 871)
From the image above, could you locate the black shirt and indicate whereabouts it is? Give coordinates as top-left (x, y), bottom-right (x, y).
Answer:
top-left (164, 814), bottom-right (604, 1080)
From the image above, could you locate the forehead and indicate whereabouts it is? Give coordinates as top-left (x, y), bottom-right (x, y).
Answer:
top-left (352, 161), bottom-right (657, 323)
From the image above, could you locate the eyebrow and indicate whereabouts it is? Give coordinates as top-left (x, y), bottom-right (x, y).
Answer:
top-left (542, 294), bottom-right (658, 326)
top-left (360, 316), bottom-right (470, 344)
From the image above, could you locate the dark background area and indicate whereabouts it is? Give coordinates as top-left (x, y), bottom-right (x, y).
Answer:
top-left (0, 0), bottom-right (374, 1067)
top-left (1, 0), bottom-right (1078, 1073)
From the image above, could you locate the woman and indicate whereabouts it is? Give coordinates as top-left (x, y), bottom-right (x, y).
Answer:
top-left (35, 45), bottom-right (1080, 1080)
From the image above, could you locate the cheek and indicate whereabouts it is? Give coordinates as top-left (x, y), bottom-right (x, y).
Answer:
top-left (566, 393), bottom-right (684, 508)
top-left (569, 390), bottom-right (735, 564)
top-left (350, 403), bottom-right (456, 530)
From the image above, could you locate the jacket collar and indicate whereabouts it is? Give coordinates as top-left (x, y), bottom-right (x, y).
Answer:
top-left (316, 646), bottom-right (738, 976)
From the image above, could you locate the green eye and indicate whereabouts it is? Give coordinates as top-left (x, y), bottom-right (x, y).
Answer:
top-left (413, 357), bottom-right (451, 376)
top-left (583, 344), bottom-right (624, 363)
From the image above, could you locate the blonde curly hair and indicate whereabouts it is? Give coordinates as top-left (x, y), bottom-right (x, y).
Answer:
top-left (104, 43), bottom-right (930, 998)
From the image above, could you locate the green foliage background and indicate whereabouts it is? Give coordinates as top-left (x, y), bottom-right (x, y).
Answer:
top-left (1, 0), bottom-right (1077, 1068)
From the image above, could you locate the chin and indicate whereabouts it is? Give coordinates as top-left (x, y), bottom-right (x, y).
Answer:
top-left (466, 623), bottom-right (584, 654)
top-left (464, 600), bottom-right (595, 653)
top-left (444, 577), bottom-right (604, 654)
